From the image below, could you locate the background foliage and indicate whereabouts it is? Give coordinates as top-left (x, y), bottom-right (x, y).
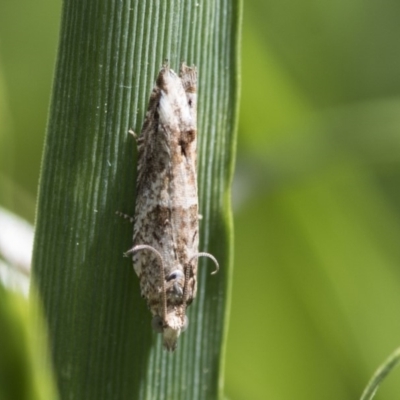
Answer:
top-left (1, 0), bottom-right (400, 399)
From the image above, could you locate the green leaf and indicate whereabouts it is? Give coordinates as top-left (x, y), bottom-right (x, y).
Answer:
top-left (360, 348), bottom-right (400, 400)
top-left (31, 1), bottom-right (240, 399)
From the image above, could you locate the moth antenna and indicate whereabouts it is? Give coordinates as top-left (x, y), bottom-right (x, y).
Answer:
top-left (189, 252), bottom-right (219, 275)
top-left (182, 264), bottom-right (191, 311)
top-left (125, 245), bottom-right (167, 325)
top-left (182, 252), bottom-right (219, 309)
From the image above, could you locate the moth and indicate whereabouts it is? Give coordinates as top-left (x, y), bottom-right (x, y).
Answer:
top-left (125, 63), bottom-right (218, 351)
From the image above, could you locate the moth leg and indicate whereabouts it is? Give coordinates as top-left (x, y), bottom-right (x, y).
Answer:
top-left (166, 270), bottom-right (185, 299)
top-left (128, 128), bottom-right (138, 141)
top-left (115, 211), bottom-right (134, 223)
top-left (171, 282), bottom-right (183, 298)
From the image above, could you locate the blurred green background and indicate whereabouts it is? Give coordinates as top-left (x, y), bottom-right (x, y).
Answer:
top-left (1, 0), bottom-right (400, 399)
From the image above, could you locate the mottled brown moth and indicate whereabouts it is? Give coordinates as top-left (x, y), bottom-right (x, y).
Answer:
top-left (125, 63), bottom-right (218, 351)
